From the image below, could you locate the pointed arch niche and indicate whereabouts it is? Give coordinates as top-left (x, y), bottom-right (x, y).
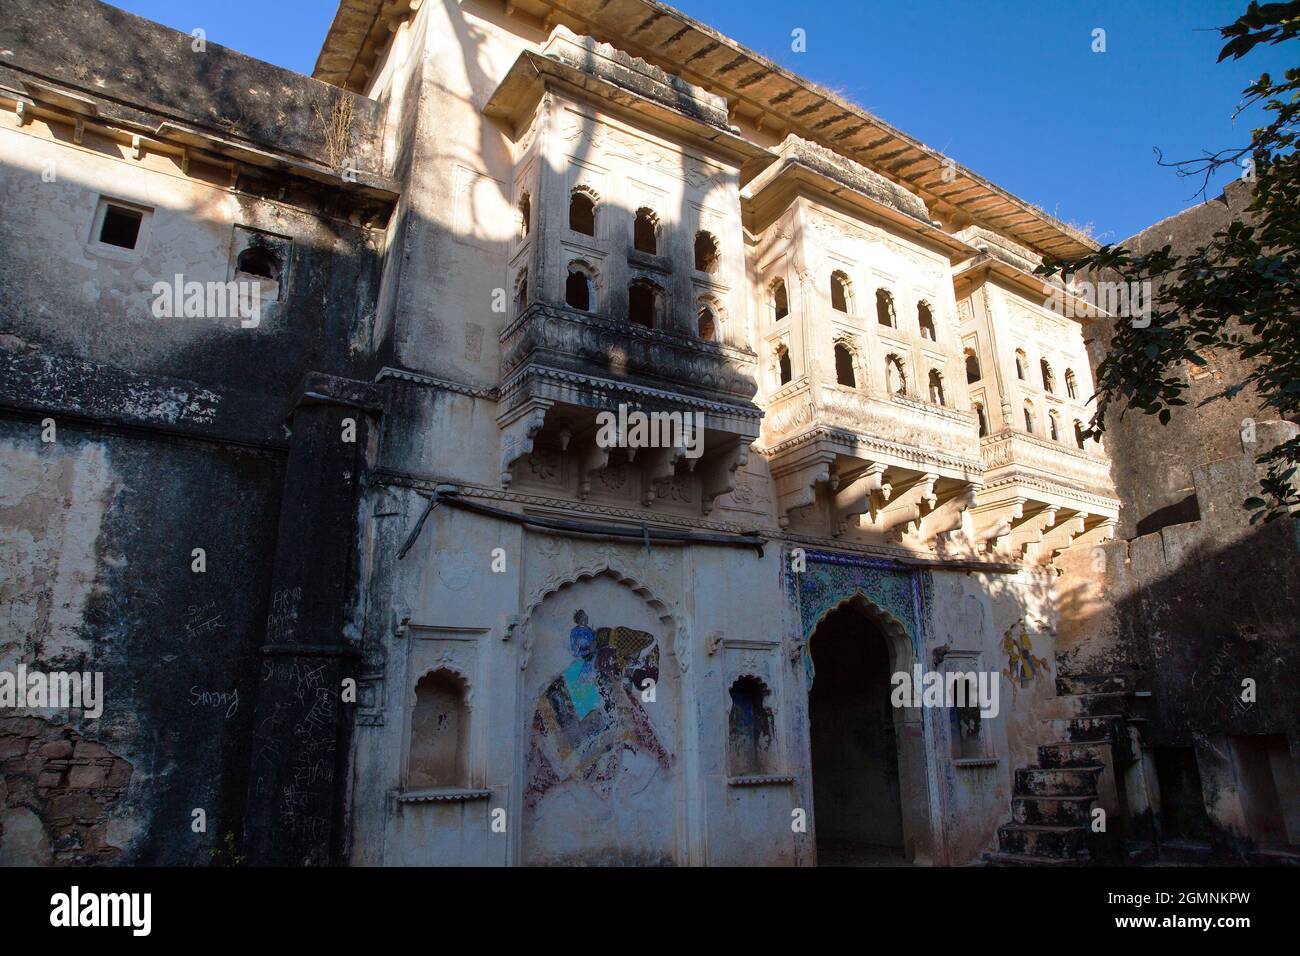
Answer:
top-left (785, 549), bottom-right (943, 864)
top-left (513, 565), bottom-right (689, 867)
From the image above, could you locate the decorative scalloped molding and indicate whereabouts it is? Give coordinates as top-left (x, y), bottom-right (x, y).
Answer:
top-left (516, 564), bottom-right (684, 674)
top-left (376, 366), bottom-right (499, 400)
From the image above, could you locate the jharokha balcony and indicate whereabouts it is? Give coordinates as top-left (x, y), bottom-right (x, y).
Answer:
top-left (971, 428), bottom-right (1120, 563)
top-left (497, 301), bottom-right (763, 513)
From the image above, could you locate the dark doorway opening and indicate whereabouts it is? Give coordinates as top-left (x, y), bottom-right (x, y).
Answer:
top-left (1153, 746), bottom-right (1214, 844)
top-left (809, 603), bottom-right (905, 864)
top-left (1230, 734), bottom-right (1300, 849)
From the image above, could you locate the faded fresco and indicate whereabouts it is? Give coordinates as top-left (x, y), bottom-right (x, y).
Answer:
top-left (522, 583), bottom-right (677, 865)
top-left (1001, 617), bottom-right (1050, 687)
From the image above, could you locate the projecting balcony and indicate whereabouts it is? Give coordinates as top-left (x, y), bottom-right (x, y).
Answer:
top-left (763, 382), bottom-right (985, 549)
top-left (496, 301), bottom-right (763, 512)
top-left (971, 429), bottom-right (1119, 562)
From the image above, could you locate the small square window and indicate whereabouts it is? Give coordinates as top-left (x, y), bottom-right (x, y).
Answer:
top-left (99, 205), bottom-right (143, 249)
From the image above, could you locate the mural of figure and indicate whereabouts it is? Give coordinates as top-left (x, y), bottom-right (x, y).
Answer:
top-left (526, 609), bottom-right (672, 809)
top-left (1001, 617), bottom-right (1049, 688)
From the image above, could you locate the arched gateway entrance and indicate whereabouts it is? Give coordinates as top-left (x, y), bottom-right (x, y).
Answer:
top-left (790, 548), bottom-right (941, 865)
top-left (809, 603), bottom-right (905, 863)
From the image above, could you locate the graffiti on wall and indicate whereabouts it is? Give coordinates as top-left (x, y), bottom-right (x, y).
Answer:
top-left (525, 610), bottom-right (672, 808)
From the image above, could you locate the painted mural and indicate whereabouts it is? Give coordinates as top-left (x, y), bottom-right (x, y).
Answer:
top-left (526, 609), bottom-right (671, 806)
top-left (1001, 617), bottom-right (1049, 687)
top-left (522, 585), bottom-right (677, 865)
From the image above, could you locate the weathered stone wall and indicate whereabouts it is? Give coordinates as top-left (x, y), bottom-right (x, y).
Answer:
top-left (1, 0), bottom-right (1145, 867)
top-left (0, 0), bottom-right (384, 169)
top-left (0, 420), bottom-right (282, 864)
top-left (1086, 180), bottom-right (1266, 538)
top-left (1057, 181), bottom-right (1300, 853)
top-left (0, 0), bottom-right (389, 864)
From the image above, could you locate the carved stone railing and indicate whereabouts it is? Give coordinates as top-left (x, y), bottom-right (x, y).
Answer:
top-left (496, 303), bottom-right (763, 505)
top-left (979, 430), bottom-right (1114, 499)
top-left (501, 302), bottom-right (759, 408)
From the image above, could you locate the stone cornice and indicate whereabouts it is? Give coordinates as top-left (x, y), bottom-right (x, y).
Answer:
top-left (375, 366), bottom-right (498, 400)
top-left (760, 424), bottom-right (985, 477)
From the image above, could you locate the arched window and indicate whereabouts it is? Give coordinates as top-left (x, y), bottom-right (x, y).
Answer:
top-left (694, 230), bottom-right (720, 273)
top-left (928, 369), bottom-right (945, 406)
top-left (975, 402), bottom-right (989, 437)
top-left (697, 304), bottom-right (717, 341)
top-left (728, 676), bottom-right (774, 776)
top-left (876, 288), bottom-right (896, 327)
top-left (568, 189), bottom-right (596, 235)
top-left (517, 191), bottom-right (531, 239)
top-left (1065, 369), bottom-right (1078, 399)
top-left (408, 670), bottom-right (469, 790)
top-left (237, 245), bottom-right (280, 281)
top-left (918, 301), bottom-right (936, 341)
top-left (513, 269), bottom-right (528, 317)
top-left (1015, 350), bottom-right (1028, 380)
top-left (1074, 420), bottom-right (1086, 449)
top-left (771, 279), bottom-right (789, 321)
top-left (627, 279), bottom-right (661, 328)
top-left (965, 349), bottom-right (982, 384)
top-left (777, 345), bottom-right (792, 386)
top-left (1049, 411), bottom-right (1061, 442)
top-left (1041, 359), bottom-right (1055, 394)
top-left (565, 262), bottom-right (593, 311)
top-left (834, 342), bottom-right (856, 387)
top-left (1023, 401), bottom-right (1036, 434)
top-left (886, 354), bottom-right (907, 396)
top-left (633, 207), bottom-right (658, 254)
top-left (830, 271), bottom-right (850, 313)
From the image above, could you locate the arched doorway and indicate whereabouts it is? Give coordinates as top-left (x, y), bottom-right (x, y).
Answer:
top-left (809, 601), bottom-right (908, 865)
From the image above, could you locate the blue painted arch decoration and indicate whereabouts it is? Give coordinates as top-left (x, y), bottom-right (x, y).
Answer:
top-left (785, 549), bottom-right (934, 688)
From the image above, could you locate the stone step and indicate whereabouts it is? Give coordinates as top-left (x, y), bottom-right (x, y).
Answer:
top-left (1015, 766), bottom-right (1102, 797)
top-left (998, 823), bottom-right (1088, 859)
top-left (1012, 794), bottom-right (1096, 826)
top-left (1046, 715), bottom-right (1125, 743)
top-left (984, 850), bottom-right (1078, 867)
top-left (1042, 690), bottom-right (1153, 720)
top-left (1055, 673), bottom-right (1131, 696)
top-left (1038, 741), bottom-right (1112, 769)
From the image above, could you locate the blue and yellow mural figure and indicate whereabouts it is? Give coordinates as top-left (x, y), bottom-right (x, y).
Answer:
top-left (525, 610), bottom-right (672, 808)
top-left (1001, 617), bottom-right (1049, 688)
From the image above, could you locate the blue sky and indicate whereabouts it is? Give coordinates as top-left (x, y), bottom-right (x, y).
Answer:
top-left (105, 0), bottom-right (1291, 241)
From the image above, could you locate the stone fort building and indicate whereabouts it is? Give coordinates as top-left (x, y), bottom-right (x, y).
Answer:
top-left (0, 0), bottom-right (1295, 866)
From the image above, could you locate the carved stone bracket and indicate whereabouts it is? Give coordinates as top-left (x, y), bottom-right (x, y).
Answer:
top-left (499, 401), bottom-right (552, 487)
top-left (922, 484), bottom-right (979, 548)
top-left (864, 471), bottom-right (938, 538)
top-left (831, 461), bottom-right (888, 536)
top-left (576, 434), bottom-right (610, 500)
top-left (771, 445), bottom-right (836, 528)
top-left (701, 438), bottom-right (750, 515)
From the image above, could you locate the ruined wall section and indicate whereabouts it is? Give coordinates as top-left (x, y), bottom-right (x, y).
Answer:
top-left (1086, 180), bottom-right (1267, 537)
top-left (0, 1), bottom-right (391, 864)
top-left (0, 0), bottom-right (383, 170)
top-left (1055, 176), bottom-right (1300, 853)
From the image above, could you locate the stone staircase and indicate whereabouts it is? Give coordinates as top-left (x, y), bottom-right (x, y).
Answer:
top-left (985, 673), bottom-right (1152, 865)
